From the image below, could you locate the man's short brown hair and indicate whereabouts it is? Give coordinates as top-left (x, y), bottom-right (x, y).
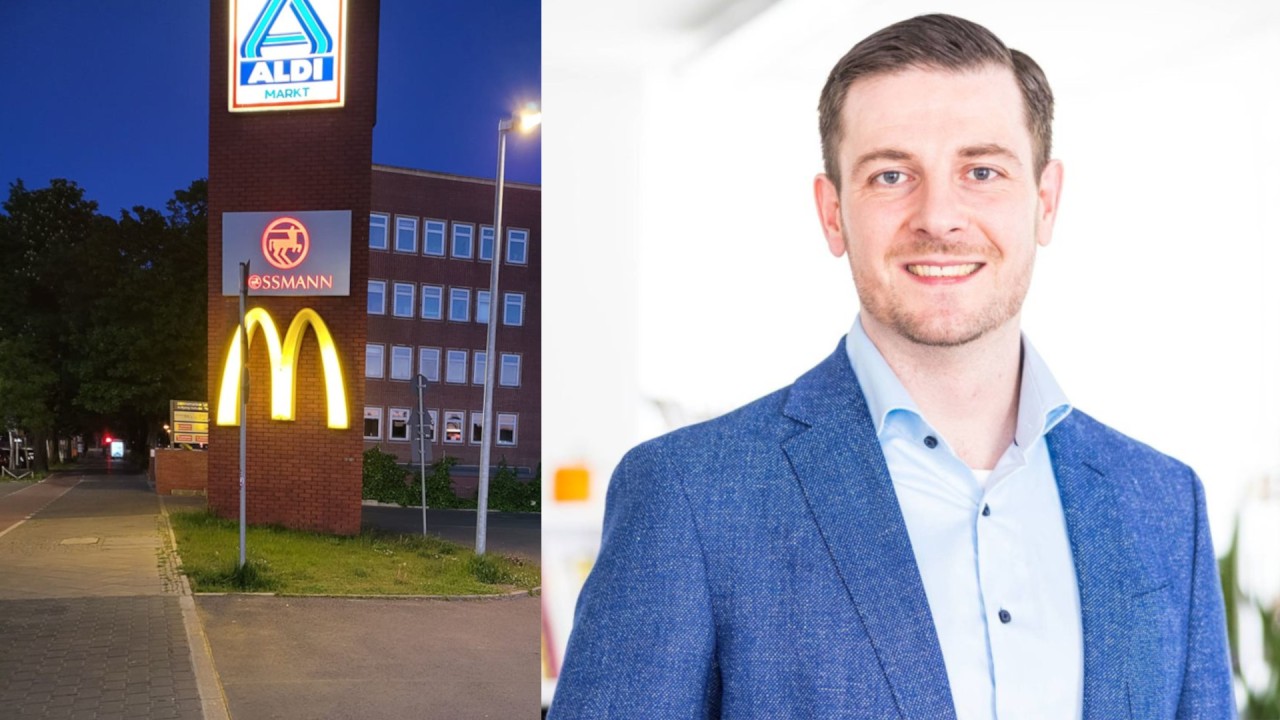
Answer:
top-left (818, 14), bottom-right (1054, 190)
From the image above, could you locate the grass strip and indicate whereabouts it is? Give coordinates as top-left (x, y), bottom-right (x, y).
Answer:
top-left (169, 509), bottom-right (539, 595)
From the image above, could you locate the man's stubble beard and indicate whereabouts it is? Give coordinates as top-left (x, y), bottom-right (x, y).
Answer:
top-left (848, 230), bottom-right (1035, 349)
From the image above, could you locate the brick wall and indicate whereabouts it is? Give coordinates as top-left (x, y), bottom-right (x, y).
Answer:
top-left (364, 169), bottom-right (542, 471)
top-left (154, 450), bottom-right (209, 496)
top-left (206, 0), bottom-right (379, 535)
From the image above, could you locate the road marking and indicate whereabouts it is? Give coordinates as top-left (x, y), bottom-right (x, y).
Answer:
top-left (0, 475), bottom-right (82, 540)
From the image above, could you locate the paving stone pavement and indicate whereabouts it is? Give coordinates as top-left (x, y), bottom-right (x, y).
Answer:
top-left (0, 461), bottom-right (207, 720)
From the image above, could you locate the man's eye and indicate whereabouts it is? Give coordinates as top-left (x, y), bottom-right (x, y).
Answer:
top-left (875, 171), bottom-right (905, 185)
top-left (968, 167), bottom-right (998, 181)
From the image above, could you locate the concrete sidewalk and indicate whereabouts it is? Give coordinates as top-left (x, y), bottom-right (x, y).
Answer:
top-left (196, 594), bottom-right (540, 719)
top-left (1, 461), bottom-right (543, 719)
top-left (181, 502), bottom-right (543, 718)
top-left (0, 460), bottom-right (224, 720)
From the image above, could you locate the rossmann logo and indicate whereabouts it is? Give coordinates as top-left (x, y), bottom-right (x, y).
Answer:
top-left (229, 0), bottom-right (347, 111)
top-left (249, 216), bottom-right (335, 291)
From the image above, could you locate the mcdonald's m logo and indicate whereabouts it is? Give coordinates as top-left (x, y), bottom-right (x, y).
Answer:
top-left (215, 308), bottom-right (348, 429)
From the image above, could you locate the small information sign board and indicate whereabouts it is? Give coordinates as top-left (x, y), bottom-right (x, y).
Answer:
top-left (170, 400), bottom-right (210, 446)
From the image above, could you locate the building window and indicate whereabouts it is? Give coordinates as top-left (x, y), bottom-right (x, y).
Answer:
top-left (424, 219), bottom-right (446, 256)
top-left (365, 344), bottom-right (384, 379)
top-left (476, 290), bottom-right (490, 325)
top-left (370, 213), bottom-right (389, 251)
top-left (506, 228), bottom-right (528, 265)
top-left (479, 225), bottom-right (494, 262)
top-left (472, 352), bottom-right (486, 385)
top-left (496, 413), bottom-right (517, 446)
top-left (449, 288), bottom-right (470, 322)
top-left (421, 284), bottom-right (443, 320)
top-left (443, 411), bottom-right (465, 444)
top-left (424, 409), bottom-right (438, 443)
top-left (368, 280), bottom-right (386, 315)
top-left (393, 282), bottom-right (414, 318)
top-left (451, 223), bottom-right (474, 259)
top-left (445, 350), bottom-right (467, 384)
top-left (388, 408), bottom-right (411, 442)
top-left (390, 345), bottom-right (412, 380)
top-left (503, 292), bottom-right (524, 326)
top-left (500, 354), bottom-right (520, 387)
top-left (470, 411), bottom-right (484, 444)
top-left (363, 407), bottom-right (382, 440)
top-left (419, 347), bottom-right (440, 382)
top-left (395, 216), bottom-right (417, 253)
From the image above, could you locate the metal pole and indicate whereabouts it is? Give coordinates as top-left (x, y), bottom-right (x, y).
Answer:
top-left (418, 374), bottom-right (427, 536)
top-left (238, 261), bottom-right (249, 570)
top-left (476, 119), bottom-right (510, 556)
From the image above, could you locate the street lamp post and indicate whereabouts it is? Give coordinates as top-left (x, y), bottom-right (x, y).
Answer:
top-left (476, 104), bottom-right (540, 555)
top-left (238, 260), bottom-right (249, 570)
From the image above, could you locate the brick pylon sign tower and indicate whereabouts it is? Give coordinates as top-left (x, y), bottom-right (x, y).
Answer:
top-left (207, 0), bottom-right (379, 534)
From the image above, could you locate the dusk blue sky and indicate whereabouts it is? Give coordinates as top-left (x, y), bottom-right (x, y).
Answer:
top-left (0, 1), bottom-right (541, 217)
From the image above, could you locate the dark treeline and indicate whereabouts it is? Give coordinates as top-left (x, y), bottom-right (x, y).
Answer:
top-left (0, 178), bottom-right (207, 470)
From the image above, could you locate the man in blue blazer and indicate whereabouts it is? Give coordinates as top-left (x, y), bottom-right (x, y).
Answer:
top-left (552, 14), bottom-right (1234, 719)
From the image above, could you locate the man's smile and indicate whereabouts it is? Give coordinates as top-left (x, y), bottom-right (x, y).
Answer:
top-left (904, 262), bottom-right (984, 280)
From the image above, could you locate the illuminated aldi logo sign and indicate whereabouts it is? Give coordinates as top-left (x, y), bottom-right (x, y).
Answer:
top-left (223, 210), bottom-right (351, 295)
top-left (229, 0), bottom-right (347, 111)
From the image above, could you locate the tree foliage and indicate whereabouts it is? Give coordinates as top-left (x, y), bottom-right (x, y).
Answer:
top-left (0, 178), bottom-right (207, 468)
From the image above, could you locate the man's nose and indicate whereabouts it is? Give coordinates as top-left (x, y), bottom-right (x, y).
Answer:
top-left (908, 175), bottom-right (969, 239)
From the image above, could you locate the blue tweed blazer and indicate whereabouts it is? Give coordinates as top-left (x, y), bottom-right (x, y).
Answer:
top-left (552, 343), bottom-right (1235, 719)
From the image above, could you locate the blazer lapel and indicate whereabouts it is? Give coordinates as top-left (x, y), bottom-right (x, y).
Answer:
top-left (1047, 414), bottom-right (1143, 720)
top-left (781, 347), bottom-right (956, 720)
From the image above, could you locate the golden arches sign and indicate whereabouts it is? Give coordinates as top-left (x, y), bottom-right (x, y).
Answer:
top-left (215, 307), bottom-right (348, 428)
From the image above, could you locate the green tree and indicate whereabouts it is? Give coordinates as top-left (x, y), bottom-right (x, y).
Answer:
top-left (0, 178), bottom-right (208, 468)
top-left (73, 180), bottom-right (208, 450)
top-left (0, 179), bottom-right (105, 470)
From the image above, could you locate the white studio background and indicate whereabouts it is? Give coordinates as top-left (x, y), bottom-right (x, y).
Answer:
top-left (543, 0), bottom-right (1280, 542)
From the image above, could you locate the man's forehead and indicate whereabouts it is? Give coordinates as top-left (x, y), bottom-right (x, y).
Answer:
top-left (839, 64), bottom-right (1032, 159)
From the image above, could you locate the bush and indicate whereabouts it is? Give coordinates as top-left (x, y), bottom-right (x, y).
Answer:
top-left (363, 448), bottom-right (469, 509)
top-left (487, 459), bottom-right (540, 512)
top-left (362, 450), bottom-right (540, 512)
top-left (362, 446), bottom-right (414, 505)
top-left (424, 455), bottom-right (464, 509)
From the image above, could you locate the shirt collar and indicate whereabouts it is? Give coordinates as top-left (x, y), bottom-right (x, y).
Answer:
top-left (844, 315), bottom-right (1072, 446)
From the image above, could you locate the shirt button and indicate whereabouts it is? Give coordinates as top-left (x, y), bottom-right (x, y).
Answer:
top-left (923, 436), bottom-right (938, 449)
top-left (998, 609), bottom-right (1012, 624)
top-left (982, 504), bottom-right (991, 517)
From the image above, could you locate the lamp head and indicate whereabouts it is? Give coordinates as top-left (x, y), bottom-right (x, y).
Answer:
top-left (516, 103), bottom-right (541, 133)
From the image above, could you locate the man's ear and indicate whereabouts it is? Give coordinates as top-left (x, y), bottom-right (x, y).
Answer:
top-left (813, 174), bottom-right (847, 257)
top-left (1035, 159), bottom-right (1064, 248)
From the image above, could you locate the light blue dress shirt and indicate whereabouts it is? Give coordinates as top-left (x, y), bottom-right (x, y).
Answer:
top-left (846, 317), bottom-right (1083, 720)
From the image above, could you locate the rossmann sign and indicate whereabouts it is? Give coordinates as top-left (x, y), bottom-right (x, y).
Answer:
top-left (222, 211), bottom-right (351, 296)
top-left (229, 0), bottom-right (347, 111)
